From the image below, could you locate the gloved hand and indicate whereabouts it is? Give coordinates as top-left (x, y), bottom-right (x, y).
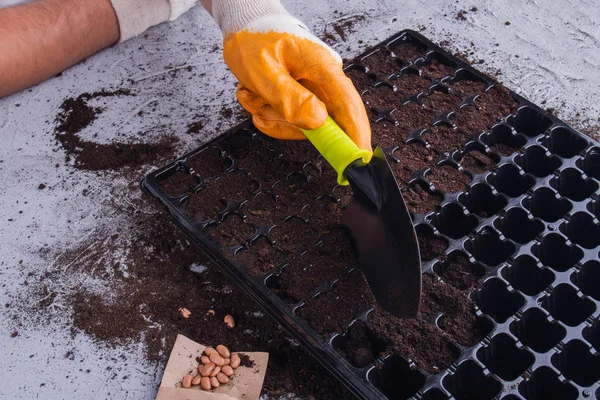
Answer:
top-left (109, 0), bottom-right (198, 41)
top-left (212, 0), bottom-right (372, 152)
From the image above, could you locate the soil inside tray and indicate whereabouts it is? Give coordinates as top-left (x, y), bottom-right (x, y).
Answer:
top-left (418, 232), bottom-right (449, 263)
top-left (392, 72), bottom-right (432, 97)
top-left (394, 102), bottom-right (435, 130)
top-left (449, 78), bottom-right (487, 99)
top-left (490, 142), bottom-right (523, 157)
top-left (459, 150), bottom-right (496, 174)
top-left (427, 165), bottom-right (472, 194)
top-left (390, 142), bottom-right (436, 185)
top-left (439, 253), bottom-right (484, 291)
top-left (420, 90), bottom-right (462, 111)
top-left (452, 86), bottom-right (519, 134)
top-left (368, 307), bottom-right (457, 374)
top-left (402, 184), bottom-right (442, 215)
top-left (363, 85), bottom-right (402, 112)
top-left (422, 125), bottom-right (472, 151)
top-left (361, 49), bottom-right (402, 78)
top-left (160, 170), bottom-right (198, 197)
top-left (371, 122), bottom-right (407, 149)
top-left (390, 41), bottom-right (428, 62)
top-left (421, 59), bottom-right (456, 79)
top-left (296, 294), bottom-right (353, 336)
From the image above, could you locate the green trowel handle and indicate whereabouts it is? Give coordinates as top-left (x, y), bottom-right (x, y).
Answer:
top-left (301, 116), bottom-right (371, 186)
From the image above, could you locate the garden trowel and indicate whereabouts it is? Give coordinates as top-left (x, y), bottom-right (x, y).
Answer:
top-left (302, 117), bottom-right (422, 318)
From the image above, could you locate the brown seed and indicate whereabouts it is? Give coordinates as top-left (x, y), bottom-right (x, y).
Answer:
top-left (182, 374), bottom-right (192, 388)
top-left (210, 376), bottom-right (220, 388)
top-left (191, 374), bottom-right (202, 386)
top-left (222, 365), bottom-right (234, 377)
top-left (200, 362), bottom-right (216, 377)
top-left (209, 352), bottom-right (225, 366)
top-left (204, 347), bottom-right (218, 357)
top-left (200, 376), bottom-right (211, 391)
top-left (200, 356), bottom-right (210, 364)
top-left (178, 307), bottom-right (191, 319)
top-left (206, 309), bottom-right (215, 316)
top-left (216, 344), bottom-right (231, 358)
top-left (210, 366), bottom-right (221, 377)
top-left (224, 314), bottom-right (235, 328)
top-left (230, 353), bottom-right (241, 369)
top-left (216, 372), bottom-right (230, 384)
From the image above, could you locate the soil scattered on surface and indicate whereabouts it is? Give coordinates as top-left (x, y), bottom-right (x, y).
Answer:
top-left (67, 208), bottom-right (355, 399)
top-left (54, 89), bottom-right (176, 170)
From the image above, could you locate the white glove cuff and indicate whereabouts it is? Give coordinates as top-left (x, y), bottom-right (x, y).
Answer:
top-left (211, 0), bottom-right (288, 36)
top-left (110, 0), bottom-right (197, 42)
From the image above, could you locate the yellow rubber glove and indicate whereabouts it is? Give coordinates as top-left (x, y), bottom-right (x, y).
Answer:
top-left (212, 0), bottom-right (372, 152)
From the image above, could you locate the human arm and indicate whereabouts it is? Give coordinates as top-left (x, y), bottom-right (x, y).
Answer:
top-left (0, 0), bottom-right (198, 98)
top-left (0, 0), bottom-right (119, 98)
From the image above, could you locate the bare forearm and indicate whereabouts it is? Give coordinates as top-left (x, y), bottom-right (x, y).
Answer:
top-left (200, 0), bottom-right (212, 15)
top-left (0, 0), bottom-right (119, 97)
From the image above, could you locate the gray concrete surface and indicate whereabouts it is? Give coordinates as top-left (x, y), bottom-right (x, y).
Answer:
top-left (0, 0), bottom-right (599, 399)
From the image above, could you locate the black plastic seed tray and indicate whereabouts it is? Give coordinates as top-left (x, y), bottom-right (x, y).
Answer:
top-left (142, 30), bottom-right (600, 399)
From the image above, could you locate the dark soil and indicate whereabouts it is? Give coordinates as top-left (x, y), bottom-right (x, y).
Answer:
top-left (459, 150), bottom-right (496, 174)
top-left (392, 72), bottom-right (432, 96)
top-left (490, 142), bottom-right (524, 157)
top-left (423, 125), bottom-right (472, 151)
top-left (368, 307), bottom-right (456, 374)
top-left (187, 147), bottom-right (232, 179)
top-left (361, 49), bottom-right (401, 78)
top-left (54, 90), bottom-right (176, 170)
top-left (452, 86), bottom-right (518, 134)
top-left (233, 238), bottom-right (285, 276)
top-left (363, 85), bottom-right (401, 112)
top-left (420, 90), bottom-right (462, 111)
top-left (421, 59), bottom-right (456, 79)
top-left (160, 170), bottom-right (198, 197)
top-left (394, 102), bottom-right (435, 130)
top-left (372, 122), bottom-right (407, 149)
top-left (70, 209), bottom-right (354, 399)
top-left (427, 165), bottom-right (472, 194)
top-left (449, 79), bottom-right (487, 98)
top-left (391, 42), bottom-right (428, 62)
top-left (390, 142), bottom-right (436, 185)
top-left (344, 68), bottom-right (375, 93)
top-left (402, 185), bottom-right (442, 215)
top-left (205, 215), bottom-right (255, 248)
top-left (418, 232), bottom-right (449, 262)
top-left (183, 170), bottom-right (256, 222)
top-left (296, 294), bottom-right (354, 336)
top-left (438, 253), bottom-right (484, 291)
top-left (337, 321), bottom-right (383, 368)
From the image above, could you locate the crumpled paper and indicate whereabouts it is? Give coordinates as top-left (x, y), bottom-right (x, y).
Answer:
top-left (155, 334), bottom-right (269, 400)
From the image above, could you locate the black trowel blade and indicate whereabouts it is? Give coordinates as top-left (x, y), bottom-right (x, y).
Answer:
top-left (342, 147), bottom-right (422, 318)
